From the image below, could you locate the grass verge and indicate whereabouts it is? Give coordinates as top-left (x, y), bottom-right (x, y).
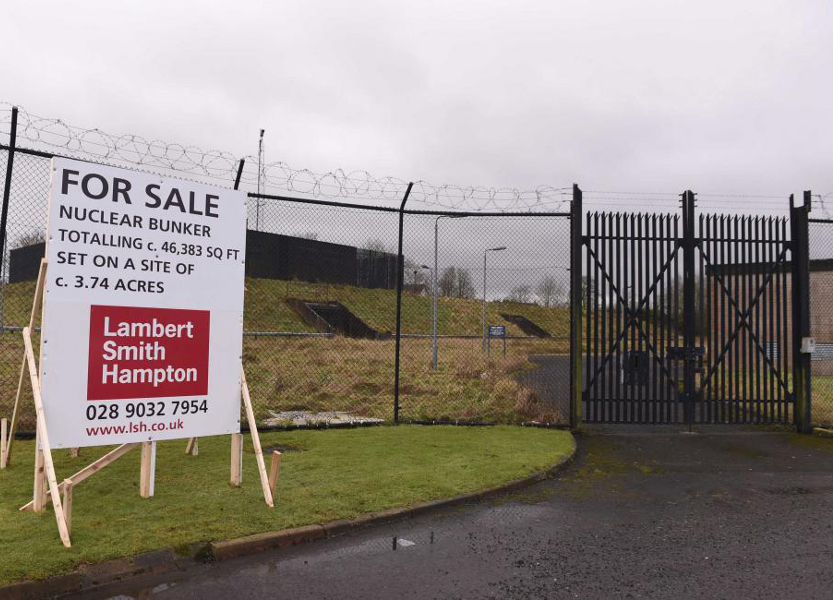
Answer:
top-left (0, 425), bottom-right (573, 587)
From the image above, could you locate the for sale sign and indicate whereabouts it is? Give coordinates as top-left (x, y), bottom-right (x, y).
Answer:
top-left (40, 158), bottom-right (247, 448)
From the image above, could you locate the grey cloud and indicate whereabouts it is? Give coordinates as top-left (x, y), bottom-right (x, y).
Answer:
top-left (2, 0), bottom-right (831, 211)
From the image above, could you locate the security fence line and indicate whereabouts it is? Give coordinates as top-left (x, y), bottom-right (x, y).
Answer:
top-left (246, 191), bottom-right (572, 428)
top-left (0, 104), bottom-right (828, 433)
top-left (0, 117), bottom-right (574, 432)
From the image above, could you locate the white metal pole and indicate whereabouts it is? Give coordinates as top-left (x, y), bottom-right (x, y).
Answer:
top-left (256, 128), bottom-right (265, 231)
top-left (482, 250), bottom-right (487, 352)
top-left (433, 218), bottom-right (439, 369)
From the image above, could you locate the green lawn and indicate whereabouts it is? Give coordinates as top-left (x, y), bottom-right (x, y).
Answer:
top-left (0, 425), bottom-right (574, 587)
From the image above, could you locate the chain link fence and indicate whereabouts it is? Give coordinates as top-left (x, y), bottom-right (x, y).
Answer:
top-left (809, 218), bottom-right (833, 427)
top-left (0, 144), bottom-right (573, 432)
top-left (0, 149), bottom-right (52, 433)
top-left (398, 213), bottom-right (571, 424)
top-left (242, 199), bottom-right (401, 427)
top-left (240, 197), bottom-right (571, 428)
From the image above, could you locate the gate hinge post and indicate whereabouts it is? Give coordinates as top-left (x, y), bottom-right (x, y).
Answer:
top-left (569, 184), bottom-right (583, 430)
top-left (681, 190), bottom-right (697, 428)
top-left (790, 191), bottom-right (812, 433)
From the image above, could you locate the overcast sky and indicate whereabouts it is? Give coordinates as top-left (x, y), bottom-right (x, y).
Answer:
top-left (2, 0), bottom-right (832, 214)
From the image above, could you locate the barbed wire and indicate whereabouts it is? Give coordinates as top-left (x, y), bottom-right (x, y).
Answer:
top-left (0, 103), bottom-right (572, 212)
top-left (1, 104), bottom-right (816, 214)
top-left (813, 193), bottom-right (832, 219)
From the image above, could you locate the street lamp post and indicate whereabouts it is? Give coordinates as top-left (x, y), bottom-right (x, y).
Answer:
top-left (482, 246), bottom-right (507, 352)
top-left (256, 128), bottom-right (265, 231)
top-left (419, 265), bottom-right (432, 295)
top-left (433, 215), bottom-right (466, 370)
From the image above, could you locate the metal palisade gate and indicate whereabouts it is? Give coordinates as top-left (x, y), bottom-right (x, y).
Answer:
top-left (580, 191), bottom-right (812, 428)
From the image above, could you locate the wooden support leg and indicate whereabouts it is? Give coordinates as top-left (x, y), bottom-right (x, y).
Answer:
top-left (20, 443), bottom-right (139, 512)
top-left (241, 371), bottom-right (274, 507)
top-left (23, 327), bottom-right (71, 547)
top-left (33, 434), bottom-right (46, 513)
top-left (230, 433), bottom-right (243, 487)
top-left (0, 418), bottom-right (7, 469)
top-left (268, 451), bottom-right (282, 498)
top-left (139, 442), bottom-right (156, 498)
top-left (62, 479), bottom-right (74, 537)
top-left (185, 437), bottom-right (198, 456)
top-left (69, 448), bottom-right (79, 458)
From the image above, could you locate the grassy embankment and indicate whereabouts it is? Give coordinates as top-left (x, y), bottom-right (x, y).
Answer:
top-left (0, 279), bottom-right (571, 427)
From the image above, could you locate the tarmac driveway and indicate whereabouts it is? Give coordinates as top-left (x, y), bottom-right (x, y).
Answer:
top-left (78, 426), bottom-right (833, 600)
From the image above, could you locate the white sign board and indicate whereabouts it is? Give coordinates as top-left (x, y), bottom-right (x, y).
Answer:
top-left (40, 158), bottom-right (247, 448)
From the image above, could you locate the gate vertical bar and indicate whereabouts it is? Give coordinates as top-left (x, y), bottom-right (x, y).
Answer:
top-left (754, 217), bottom-right (762, 421)
top-left (599, 213), bottom-right (607, 422)
top-left (392, 182), bottom-right (414, 424)
top-left (651, 214), bottom-right (658, 423)
top-left (659, 215), bottom-right (667, 422)
top-left (781, 217), bottom-right (790, 422)
top-left (732, 216), bottom-right (741, 423)
top-left (628, 214), bottom-right (636, 422)
top-left (569, 184), bottom-right (583, 429)
top-left (592, 212), bottom-right (600, 420)
top-left (608, 213), bottom-right (616, 418)
top-left (740, 217), bottom-right (748, 418)
top-left (773, 218), bottom-right (789, 423)
top-left (668, 215), bottom-right (680, 423)
top-left (790, 191), bottom-right (812, 432)
top-left (611, 212), bottom-right (625, 423)
top-left (585, 210), bottom-right (592, 419)
top-left (699, 213), bottom-right (708, 423)
top-left (682, 191), bottom-right (696, 429)
top-left (719, 216), bottom-right (727, 421)
top-left (636, 214), bottom-right (644, 423)
top-left (766, 217), bottom-right (775, 422)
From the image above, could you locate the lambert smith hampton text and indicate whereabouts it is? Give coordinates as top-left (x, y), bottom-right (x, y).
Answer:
top-left (99, 316), bottom-right (198, 387)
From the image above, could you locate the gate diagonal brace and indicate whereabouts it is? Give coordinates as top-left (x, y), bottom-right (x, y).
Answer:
top-left (584, 242), bottom-right (680, 391)
top-left (698, 244), bottom-right (790, 395)
top-left (699, 243), bottom-right (791, 392)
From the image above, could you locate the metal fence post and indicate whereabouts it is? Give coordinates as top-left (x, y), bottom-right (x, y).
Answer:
top-left (0, 106), bottom-right (19, 329)
top-left (393, 182), bottom-right (414, 424)
top-left (234, 158), bottom-right (245, 191)
top-left (569, 184), bottom-right (583, 429)
top-left (681, 190), bottom-right (696, 429)
top-left (790, 191), bottom-right (812, 433)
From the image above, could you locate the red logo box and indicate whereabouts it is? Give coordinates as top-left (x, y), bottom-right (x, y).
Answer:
top-left (87, 305), bottom-right (210, 401)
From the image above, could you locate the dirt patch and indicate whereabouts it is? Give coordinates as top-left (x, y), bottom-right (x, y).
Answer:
top-left (261, 444), bottom-right (305, 454)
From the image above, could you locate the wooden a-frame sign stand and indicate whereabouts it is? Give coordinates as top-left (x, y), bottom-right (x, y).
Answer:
top-left (1, 259), bottom-right (275, 548)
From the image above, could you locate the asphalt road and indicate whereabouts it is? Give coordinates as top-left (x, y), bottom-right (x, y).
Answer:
top-left (78, 426), bottom-right (833, 600)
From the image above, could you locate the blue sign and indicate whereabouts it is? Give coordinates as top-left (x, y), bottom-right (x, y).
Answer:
top-left (488, 325), bottom-right (506, 338)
